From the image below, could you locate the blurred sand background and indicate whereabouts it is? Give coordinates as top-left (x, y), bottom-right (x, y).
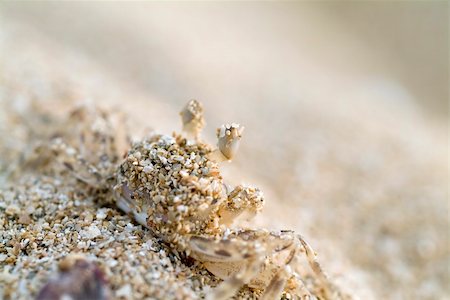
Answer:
top-left (0, 2), bottom-right (448, 299)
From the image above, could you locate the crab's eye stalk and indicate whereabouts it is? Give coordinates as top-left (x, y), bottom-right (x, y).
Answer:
top-left (216, 123), bottom-right (244, 161)
top-left (180, 99), bottom-right (205, 139)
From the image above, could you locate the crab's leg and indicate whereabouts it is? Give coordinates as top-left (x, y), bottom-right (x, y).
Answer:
top-left (207, 256), bottom-right (264, 300)
top-left (51, 138), bottom-right (103, 187)
top-left (297, 235), bottom-right (334, 297)
top-left (273, 232), bottom-right (335, 299)
top-left (260, 268), bottom-right (288, 300)
top-left (189, 236), bottom-right (257, 263)
top-left (189, 232), bottom-right (296, 299)
top-left (189, 231), bottom-right (294, 263)
top-left (68, 106), bottom-right (118, 163)
top-left (190, 230), bottom-right (333, 299)
top-left (289, 273), bottom-right (313, 300)
top-left (260, 246), bottom-right (312, 300)
top-left (51, 106), bottom-right (125, 189)
top-left (260, 247), bottom-right (296, 300)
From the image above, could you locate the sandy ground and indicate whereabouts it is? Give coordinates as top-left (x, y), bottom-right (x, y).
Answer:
top-left (0, 2), bottom-right (448, 300)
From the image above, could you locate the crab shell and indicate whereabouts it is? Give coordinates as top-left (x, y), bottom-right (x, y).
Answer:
top-left (113, 133), bottom-right (264, 252)
top-left (114, 133), bottom-right (228, 246)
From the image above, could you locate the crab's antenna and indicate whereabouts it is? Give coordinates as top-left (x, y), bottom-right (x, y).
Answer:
top-left (179, 99), bottom-right (205, 140)
top-left (210, 123), bottom-right (244, 162)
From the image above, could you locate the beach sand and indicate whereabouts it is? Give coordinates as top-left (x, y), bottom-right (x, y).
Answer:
top-left (0, 3), bottom-right (448, 299)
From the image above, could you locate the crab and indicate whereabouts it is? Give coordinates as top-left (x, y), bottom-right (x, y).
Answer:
top-left (49, 100), bottom-right (339, 300)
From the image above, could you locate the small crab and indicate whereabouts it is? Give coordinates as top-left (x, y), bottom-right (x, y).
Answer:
top-left (50, 100), bottom-right (339, 299)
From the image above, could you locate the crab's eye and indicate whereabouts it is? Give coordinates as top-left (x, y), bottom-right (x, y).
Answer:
top-left (216, 123), bottom-right (244, 160)
top-left (180, 99), bottom-right (205, 137)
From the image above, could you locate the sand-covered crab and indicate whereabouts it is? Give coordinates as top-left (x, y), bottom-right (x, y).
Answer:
top-left (50, 100), bottom-right (339, 299)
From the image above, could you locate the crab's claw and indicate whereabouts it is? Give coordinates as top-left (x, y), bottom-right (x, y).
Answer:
top-left (180, 99), bottom-right (205, 139)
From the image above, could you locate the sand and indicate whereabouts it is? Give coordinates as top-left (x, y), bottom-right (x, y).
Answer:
top-left (0, 4), bottom-right (448, 300)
